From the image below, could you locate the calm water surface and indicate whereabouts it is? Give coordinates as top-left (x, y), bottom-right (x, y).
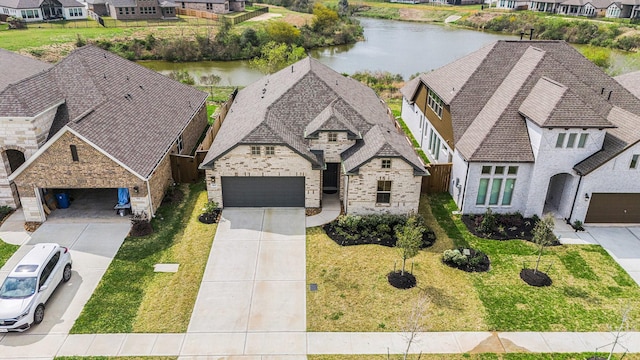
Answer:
top-left (140, 18), bottom-right (515, 86)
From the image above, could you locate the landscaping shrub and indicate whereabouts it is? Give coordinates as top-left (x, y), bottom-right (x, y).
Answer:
top-left (0, 205), bottom-right (13, 222)
top-left (442, 247), bottom-right (490, 272)
top-left (198, 200), bottom-right (220, 224)
top-left (462, 210), bottom-right (540, 241)
top-left (323, 213), bottom-right (436, 248)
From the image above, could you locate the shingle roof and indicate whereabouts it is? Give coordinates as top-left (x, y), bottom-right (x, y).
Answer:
top-left (615, 70), bottom-right (640, 99)
top-left (0, 0), bottom-right (83, 8)
top-left (202, 57), bottom-right (426, 174)
top-left (0, 49), bottom-right (52, 92)
top-left (0, 46), bottom-right (208, 178)
top-left (109, 0), bottom-right (137, 6)
top-left (519, 77), bottom-right (613, 128)
top-left (403, 40), bottom-right (640, 168)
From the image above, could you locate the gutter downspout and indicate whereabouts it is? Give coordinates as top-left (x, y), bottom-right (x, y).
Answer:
top-left (146, 179), bottom-right (155, 218)
top-left (344, 174), bottom-right (349, 214)
top-left (568, 173), bottom-right (583, 223)
top-left (458, 160), bottom-right (470, 213)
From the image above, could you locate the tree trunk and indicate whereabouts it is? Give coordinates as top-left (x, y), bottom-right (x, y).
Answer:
top-left (401, 256), bottom-right (406, 276)
top-left (534, 246), bottom-right (543, 274)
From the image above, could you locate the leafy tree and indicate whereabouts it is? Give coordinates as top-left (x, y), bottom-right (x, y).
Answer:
top-left (292, 0), bottom-right (310, 13)
top-left (395, 215), bottom-right (424, 275)
top-left (168, 69), bottom-right (195, 85)
top-left (338, 0), bottom-right (349, 16)
top-left (312, 3), bottom-right (339, 32)
top-left (531, 213), bottom-right (556, 274)
top-left (250, 41), bottom-right (306, 74)
top-left (265, 21), bottom-right (301, 44)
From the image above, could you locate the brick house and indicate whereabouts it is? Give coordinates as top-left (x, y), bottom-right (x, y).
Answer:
top-left (200, 57), bottom-right (428, 215)
top-left (400, 40), bottom-right (640, 224)
top-left (86, 0), bottom-right (177, 19)
top-left (0, 46), bottom-right (208, 222)
top-left (177, 0), bottom-right (244, 14)
top-left (0, 0), bottom-right (86, 22)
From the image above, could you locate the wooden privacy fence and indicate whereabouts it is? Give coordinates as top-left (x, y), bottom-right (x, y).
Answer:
top-left (421, 163), bottom-right (452, 194)
top-left (176, 8), bottom-right (219, 20)
top-left (227, 6), bottom-right (268, 25)
top-left (171, 89), bottom-right (237, 183)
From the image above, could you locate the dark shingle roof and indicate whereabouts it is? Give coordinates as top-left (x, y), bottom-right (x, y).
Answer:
top-left (202, 57), bottom-right (426, 174)
top-left (403, 40), bottom-right (640, 168)
top-left (0, 0), bottom-right (83, 8)
top-left (0, 49), bottom-right (52, 92)
top-left (0, 46), bottom-right (208, 178)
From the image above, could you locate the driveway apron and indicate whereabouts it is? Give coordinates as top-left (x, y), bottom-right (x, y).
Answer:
top-left (186, 208), bottom-right (306, 356)
top-left (0, 219), bottom-right (130, 354)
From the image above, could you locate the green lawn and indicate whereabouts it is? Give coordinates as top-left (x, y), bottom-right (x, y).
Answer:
top-left (307, 193), bottom-right (640, 332)
top-left (0, 241), bottom-right (19, 268)
top-left (0, 27), bottom-right (128, 51)
top-left (71, 182), bottom-right (216, 333)
top-left (57, 357), bottom-right (176, 360)
top-left (310, 354), bottom-right (640, 360)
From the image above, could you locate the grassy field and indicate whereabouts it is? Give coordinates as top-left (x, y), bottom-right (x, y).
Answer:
top-left (71, 182), bottom-right (216, 333)
top-left (0, 27), bottom-right (128, 51)
top-left (309, 354), bottom-right (640, 360)
top-left (0, 241), bottom-right (19, 268)
top-left (307, 193), bottom-right (640, 332)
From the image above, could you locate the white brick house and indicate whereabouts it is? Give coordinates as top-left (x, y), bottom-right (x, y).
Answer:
top-left (200, 57), bottom-right (428, 215)
top-left (401, 40), bottom-right (640, 224)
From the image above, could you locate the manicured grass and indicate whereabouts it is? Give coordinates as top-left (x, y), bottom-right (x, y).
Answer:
top-left (429, 193), bottom-right (640, 332)
top-left (0, 27), bottom-right (128, 51)
top-left (71, 182), bottom-right (216, 333)
top-left (206, 103), bottom-right (218, 124)
top-left (386, 98), bottom-right (430, 164)
top-left (0, 241), bottom-right (19, 268)
top-left (57, 357), bottom-right (176, 360)
top-left (308, 192), bottom-right (640, 332)
top-left (309, 354), bottom-right (640, 360)
top-left (306, 197), bottom-right (487, 332)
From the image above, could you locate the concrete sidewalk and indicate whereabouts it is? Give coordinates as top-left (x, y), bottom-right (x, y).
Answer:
top-left (306, 194), bottom-right (341, 228)
top-left (0, 331), bottom-right (637, 358)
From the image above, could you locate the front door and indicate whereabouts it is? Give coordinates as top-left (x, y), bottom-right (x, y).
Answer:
top-left (323, 163), bottom-right (339, 194)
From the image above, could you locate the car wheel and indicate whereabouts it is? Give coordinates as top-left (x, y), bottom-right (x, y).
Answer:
top-left (33, 305), bottom-right (45, 325)
top-left (63, 264), bottom-right (72, 282)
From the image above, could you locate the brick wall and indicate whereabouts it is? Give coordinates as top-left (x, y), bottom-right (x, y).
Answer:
top-left (309, 131), bottom-right (355, 163)
top-left (180, 103), bottom-right (208, 155)
top-left (206, 145), bottom-right (321, 208)
top-left (14, 130), bottom-right (151, 220)
top-left (181, 1), bottom-right (228, 13)
top-left (147, 152), bottom-right (173, 215)
top-left (345, 157), bottom-right (421, 215)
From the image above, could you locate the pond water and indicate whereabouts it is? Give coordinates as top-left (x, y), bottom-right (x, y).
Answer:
top-left (139, 17), bottom-right (516, 86)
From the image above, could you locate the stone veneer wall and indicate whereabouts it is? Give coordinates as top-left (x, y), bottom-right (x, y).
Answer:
top-left (181, 1), bottom-right (228, 13)
top-left (345, 157), bottom-right (421, 215)
top-left (14, 130), bottom-right (148, 221)
top-left (206, 145), bottom-right (321, 208)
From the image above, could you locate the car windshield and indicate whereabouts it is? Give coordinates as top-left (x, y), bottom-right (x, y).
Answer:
top-left (0, 277), bottom-right (37, 299)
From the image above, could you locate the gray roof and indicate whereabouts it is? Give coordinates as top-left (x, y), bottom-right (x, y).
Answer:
top-left (519, 77), bottom-right (613, 128)
top-left (109, 0), bottom-right (136, 6)
top-left (202, 57), bottom-right (426, 174)
top-left (402, 40), bottom-right (640, 170)
top-left (0, 46), bottom-right (208, 178)
top-left (0, 0), bottom-right (83, 8)
top-left (615, 70), bottom-right (640, 99)
top-left (0, 49), bottom-right (51, 92)
top-left (181, 0), bottom-right (228, 3)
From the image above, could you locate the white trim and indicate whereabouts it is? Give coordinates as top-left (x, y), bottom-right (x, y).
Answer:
top-left (8, 126), bottom-right (147, 182)
top-left (34, 187), bottom-right (46, 221)
top-left (146, 179), bottom-right (154, 218)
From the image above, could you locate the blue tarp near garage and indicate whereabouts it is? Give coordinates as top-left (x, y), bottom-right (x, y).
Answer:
top-left (118, 188), bottom-right (130, 206)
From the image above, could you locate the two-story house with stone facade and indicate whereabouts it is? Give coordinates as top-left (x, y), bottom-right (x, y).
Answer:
top-left (177, 0), bottom-right (244, 14)
top-left (401, 40), bottom-right (640, 224)
top-left (0, 46), bottom-right (208, 222)
top-left (201, 57), bottom-right (428, 215)
top-left (85, 0), bottom-right (177, 19)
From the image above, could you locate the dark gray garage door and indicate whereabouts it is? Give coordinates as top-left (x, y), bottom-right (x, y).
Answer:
top-left (585, 193), bottom-right (640, 223)
top-left (221, 176), bottom-right (305, 207)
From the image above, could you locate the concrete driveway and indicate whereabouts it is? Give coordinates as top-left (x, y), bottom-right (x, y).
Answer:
top-left (186, 208), bottom-right (307, 356)
top-left (556, 223), bottom-right (640, 285)
top-left (0, 217), bottom-right (130, 339)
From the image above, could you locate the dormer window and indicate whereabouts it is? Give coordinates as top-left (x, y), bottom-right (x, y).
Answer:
top-left (328, 133), bottom-right (338, 142)
top-left (381, 159), bottom-right (391, 169)
top-left (427, 89), bottom-right (443, 118)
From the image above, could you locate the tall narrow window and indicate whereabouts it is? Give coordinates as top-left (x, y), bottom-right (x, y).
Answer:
top-left (502, 179), bottom-right (516, 205)
top-left (555, 133), bottom-right (566, 148)
top-left (70, 145), bottom-right (79, 162)
top-left (631, 154), bottom-right (639, 169)
top-left (376, 180), bottom-right (391, 204)
top-left (176, 135), bottom-right (183, 153)
top-left (566, 133), bottom-right (577, 148)
top-left (476, 178), bottom-right (489, 205)
top-left (578, 133), bottom-right (588, 148)
top-left (488, 178), bottom-right (503, 205)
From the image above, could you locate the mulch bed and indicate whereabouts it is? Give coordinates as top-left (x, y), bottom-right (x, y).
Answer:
top-left (520, 268), bottom-right (552, 287)
top-left (24, 221), bottom-right (41, 232)
top-left (323, 223), bottom-right (436, 248)
top-left (162, 187), bottom-right (185, 205)
top-left (461, 214), bottom-right (537, 241)
top-left (198, 209), bottom-right (221, 224)
top-left (442, 247), bottom-right (491, 272)
top-left (387, 271), bottom-right (416, 289)
top-left (306, 207), bottom-right (322, 216)
top-left (130, 221), bottom-right (153, 237)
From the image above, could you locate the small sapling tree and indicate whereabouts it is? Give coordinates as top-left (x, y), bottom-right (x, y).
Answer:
top-left (396, 215), bottom-right (424, 276)
top-left (532, 213), bottom-right (556, 274)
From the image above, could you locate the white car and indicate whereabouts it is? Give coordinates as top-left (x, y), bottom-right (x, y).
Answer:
top-left (0, 243), bottom-right (72, 332)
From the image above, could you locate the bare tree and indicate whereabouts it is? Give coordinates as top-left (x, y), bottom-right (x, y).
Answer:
top-left (400, 292), bottom-right (430, 360)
